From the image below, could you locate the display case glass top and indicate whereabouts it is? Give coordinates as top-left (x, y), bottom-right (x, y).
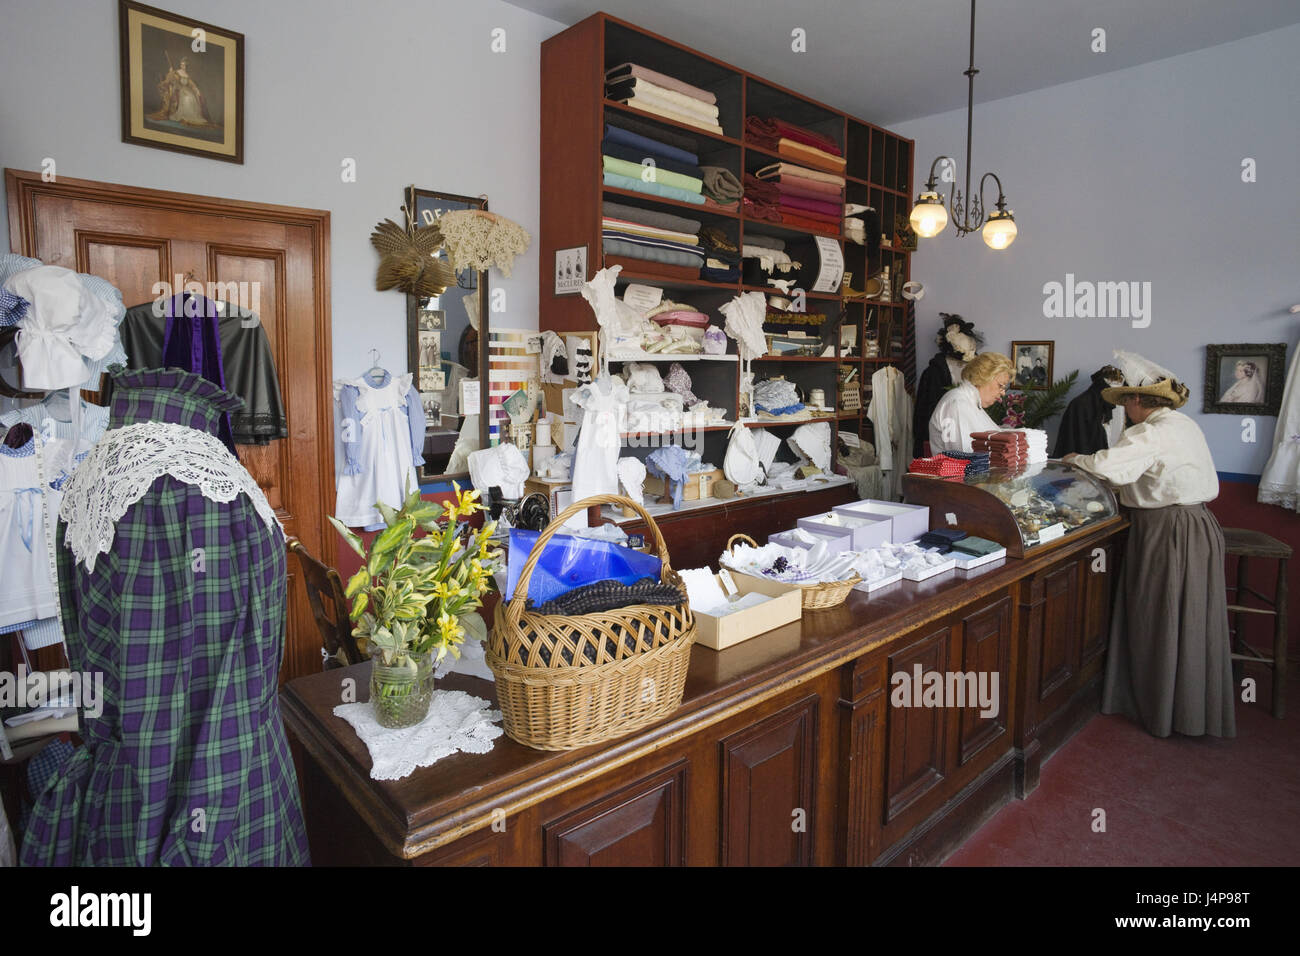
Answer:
top-left (961, 462), bottom-right (1118, 549)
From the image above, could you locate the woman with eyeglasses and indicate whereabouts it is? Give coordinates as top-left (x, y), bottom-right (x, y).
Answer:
top-left (928, 351), bottom-right (1015, 453)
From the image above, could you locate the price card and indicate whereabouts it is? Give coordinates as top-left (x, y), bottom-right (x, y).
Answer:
top-left (622, 284), bottom-right (664, 312)
top-left (718, 568), bottom-right (739, 596)
top-left (1036, 522), bottom-right (1066, 543)
top-left (811, 236), bottom-right (845, 294)
top-left (460, 379), bottom-right (480, 412)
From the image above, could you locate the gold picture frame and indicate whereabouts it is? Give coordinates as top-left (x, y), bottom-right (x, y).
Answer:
top-left (119, 1), bottom-right (244, 163)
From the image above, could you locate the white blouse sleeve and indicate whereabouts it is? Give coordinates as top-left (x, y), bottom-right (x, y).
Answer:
top-left (1072, 422), bottom-right (1159, 486)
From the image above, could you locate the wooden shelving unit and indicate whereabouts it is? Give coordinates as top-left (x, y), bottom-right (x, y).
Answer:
top-left (540, 11), bottom-right (915, 478)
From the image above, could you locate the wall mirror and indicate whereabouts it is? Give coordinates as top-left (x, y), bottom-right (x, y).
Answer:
top-left (405, 186), bottom-right (490, 484)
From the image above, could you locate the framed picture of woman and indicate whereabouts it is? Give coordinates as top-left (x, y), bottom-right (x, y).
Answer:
top-left (1203, 343), bottom-right (1286, 416)
top-left (1010, 340), bottom-right (1053, 391)
top-left (119, 1), bottom-right (244, 163)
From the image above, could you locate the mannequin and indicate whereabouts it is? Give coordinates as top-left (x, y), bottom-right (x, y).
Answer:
top-left (912, 313), bottom-right (981, 457)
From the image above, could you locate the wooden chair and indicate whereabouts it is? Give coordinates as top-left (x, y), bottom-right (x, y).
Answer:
top-left (1223, 528), bottom-right (1291, 718)
top-left (287, 538), bottom-right (365, 670)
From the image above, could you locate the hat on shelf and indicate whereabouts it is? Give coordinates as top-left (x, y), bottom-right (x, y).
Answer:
top-left (1100, 350), bottom-right (1190, 409)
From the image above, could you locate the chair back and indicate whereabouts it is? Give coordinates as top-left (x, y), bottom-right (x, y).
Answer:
top-left (288, 538), bottom-right (365, 669)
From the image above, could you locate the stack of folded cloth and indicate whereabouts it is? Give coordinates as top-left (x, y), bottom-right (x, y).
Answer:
top-left (951, 536), bottom-right (1003, 557)
top-left (606, 63), bottom-right (725, 136)
top-left (749, 162), bottom-right (844, 234)
top-left (602, 199), bottom-right (704, 275)
top-left (744, 116), bottom-right (845, 174)
top-left (908, 454), bottom-right (970, 479)
top-left (971, 431), bottom-right (1029, 470)
top-left (918, 528), bottom-right (968, 554)
top-left (1011, 427), bottom-right (1049, 464)
top-left (940, 449), bottom-right (991, 475)
top-left (698, 225), bottom-right (740, 282)
top-left (699, 166), bottom-right (741, 208)
top-left (740, 233), bottom-right (797, 287)
top-left (602, 117), bottom-right (707, 206)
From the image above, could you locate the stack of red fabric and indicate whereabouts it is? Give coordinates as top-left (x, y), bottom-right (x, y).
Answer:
top-left (744, 116), bottom-right (845, 174)
top-left (971, 431), bottom-right (1028, 469)
top-left (908, 454), bottom-right (970, 479)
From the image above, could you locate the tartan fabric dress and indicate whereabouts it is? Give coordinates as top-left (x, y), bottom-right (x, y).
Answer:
top-left (20, 368), bottom-right (309, 865)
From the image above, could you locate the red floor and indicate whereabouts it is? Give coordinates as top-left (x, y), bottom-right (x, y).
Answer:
top-left (944, 665), bottom-right (1300, 866)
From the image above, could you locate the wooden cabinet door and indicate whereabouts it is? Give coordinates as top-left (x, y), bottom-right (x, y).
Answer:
top-left (543, 762), bottom-right (688, 866)
top-left (883, 626), bottom-right (951, 822)
top-left (720, 697), bottom-right (818, 866)
top-left (1038, 560), bottom-right (1081, 704)
top-left (955, 595), bottom-right (1012, 766)
top-left (7, 170), bottom-right (333, 682)
top-left (1080, 543), bottom-right (1114, 666)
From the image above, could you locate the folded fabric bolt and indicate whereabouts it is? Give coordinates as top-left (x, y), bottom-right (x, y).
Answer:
top-left (601, 229), bottom-right (704, 258)
top-left (606, 78), bottom-right (721, 120)
top-left (776, 138), bottom-right (847, 173)
top-left (603, 155), bottom-right (703, 193)
top-left (744, 116), bottom-right (842, 156)
top-left (602, 218), bottom-right (699, 245)
top-left (699, 165), bottom-right (742, 202)
top-left (603, 201), bottom-right (702, 235)
top-left (601, 140), bottom-right (704, 179)
top-left (952, 536), bottom-right (1002, 557)
top-left (754, 162), bottom-right (846, 188)
top-left (604, 63), bottom-right (718, 105)
top-left (778, 211), bottom-right (841, 234)
top-left (775, 176), bottom-right (844, 200)
top-left (603, 122), bottom-right (700, 166)
top-left (652, 310), bottom-right (710, 328)
top-left (605, 114), bottom-right (700, 154)
top-left (776, 193), bottom-right (842, 217)
top-left (741, 233), bottom-right (786, 252)
top-left (612, 94), bottom-right (725, 136)
top-left (602, 238), bottom-right (703, 269)
top-left (603, 171), bottom-right (706, 205)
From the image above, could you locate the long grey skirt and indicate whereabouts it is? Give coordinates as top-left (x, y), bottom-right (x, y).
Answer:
top-left (1102, 503), bottom-right (1236, 738)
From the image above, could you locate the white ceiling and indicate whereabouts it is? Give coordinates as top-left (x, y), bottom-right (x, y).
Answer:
top-left (504, 0), bottom-right (1300, 125)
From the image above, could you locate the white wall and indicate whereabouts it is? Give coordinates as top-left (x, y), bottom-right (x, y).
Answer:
top-left (894, 23), bottom-right (1300, 475)
top-left (0, 0), bottom-right (561, 381)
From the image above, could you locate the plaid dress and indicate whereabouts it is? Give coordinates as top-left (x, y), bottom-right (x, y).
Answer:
top-left (20, 368), bottom-right (309, 865)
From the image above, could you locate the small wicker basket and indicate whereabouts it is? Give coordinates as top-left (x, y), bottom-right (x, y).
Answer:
top-left (487, 494), bottom-right (696, 750)
top-left (725, 534), bottom-right (860, 610)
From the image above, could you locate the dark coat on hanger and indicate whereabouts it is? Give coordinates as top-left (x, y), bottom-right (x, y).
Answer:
top-left (1053, 368), bottom-right (1120, 458)
top-left (912, 351), bottom-right (954, 457)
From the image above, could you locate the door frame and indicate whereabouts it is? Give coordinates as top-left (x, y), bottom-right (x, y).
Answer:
top-left (5, 167), bottom-right (335, 566)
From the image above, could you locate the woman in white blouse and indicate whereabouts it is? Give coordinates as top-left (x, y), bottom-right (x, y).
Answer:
top-left (1064, 367), bottom-right (1233, 739)
top-left (928, 352), bottom-right (1014, 453)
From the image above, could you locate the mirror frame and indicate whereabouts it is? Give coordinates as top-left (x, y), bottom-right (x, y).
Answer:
top-left (404, 186), bottom-right (491, 484)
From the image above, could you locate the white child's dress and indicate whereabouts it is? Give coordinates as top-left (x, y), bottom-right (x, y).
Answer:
top-left (334, 372), bottom-right (420, 530)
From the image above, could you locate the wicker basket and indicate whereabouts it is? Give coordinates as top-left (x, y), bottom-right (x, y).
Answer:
top-left (725, 534), bottom-right (861, 610)
top-left (487, 494), bottom-right (696, 750)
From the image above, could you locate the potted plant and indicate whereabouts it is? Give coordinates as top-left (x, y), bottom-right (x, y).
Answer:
top-left (330, 483), bottom-right (500, 728)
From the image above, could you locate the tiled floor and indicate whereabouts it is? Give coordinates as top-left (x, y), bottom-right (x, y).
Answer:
top-left (944, 668), bottom-right (1300, 866)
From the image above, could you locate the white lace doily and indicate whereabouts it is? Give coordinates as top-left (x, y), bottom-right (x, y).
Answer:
top-left (333, 690), bottom-right (503, 781)
top-left (60, 420), bottom-right (283, 571)
top-left (437, 210), bottom-right (530, 277)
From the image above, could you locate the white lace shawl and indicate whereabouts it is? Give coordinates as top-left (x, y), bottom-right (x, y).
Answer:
top-left (59, 421), bottom-right (282, 571)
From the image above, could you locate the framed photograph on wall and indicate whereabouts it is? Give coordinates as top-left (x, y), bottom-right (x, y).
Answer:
top-left (1011, 340), bottom-right (1053, 391)
top-left (1203, 343), bottom-right (1286, 416)
top-left (119, 1), bottom-right (244, 163)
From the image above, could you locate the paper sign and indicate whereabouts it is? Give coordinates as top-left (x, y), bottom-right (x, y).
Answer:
top-left (811, 236), bottom-right (845, 294)
top-left (622, 284), bottom-right (664, 312)
top-left (460, 379), bottom-right (481, 412)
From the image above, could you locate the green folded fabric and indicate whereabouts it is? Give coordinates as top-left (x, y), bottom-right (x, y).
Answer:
top-left (952, 535), bottom-right (1003, 556)
top-left (603, 155), bottom-right (703, 194)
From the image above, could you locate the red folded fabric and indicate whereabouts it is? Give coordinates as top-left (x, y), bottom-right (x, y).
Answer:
top-left (908, 454), bottom-right (969, 477)
top-left (744, 116), bottom-right (841, 156)
top-left (779, 206), bottom-right (840, 225)
top-left (742, 173), bottom-right (779, 203)
top-left (776, 193), bottom-right (842, 217)
top-left (778, 211), bottom-right (841, 235)
top-left (775, 176), bottom-right (843, 201)
top-left (971, 431), bottom-right (1025, 442)
top-left (742, 196), bottom-right (782, 222)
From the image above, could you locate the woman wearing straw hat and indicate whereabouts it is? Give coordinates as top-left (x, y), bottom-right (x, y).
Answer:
top-left (1063, 352), bottom-right (1235, 738)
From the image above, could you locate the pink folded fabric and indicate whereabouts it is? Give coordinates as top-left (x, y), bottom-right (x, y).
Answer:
top-left (755, 162), bottom-right (846, 188)
top-left (776, 193), bottom-right (841, 217)
top-left (605, 63), bottom-right (717, 105)
top-left (652, 310), bottom-right (710, 327)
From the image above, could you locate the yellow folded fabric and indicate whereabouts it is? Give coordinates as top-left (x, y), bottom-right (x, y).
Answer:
top-left (778, 138), bottom-right (847, 173)
top-left (620, 98), bottom-right (725, 136)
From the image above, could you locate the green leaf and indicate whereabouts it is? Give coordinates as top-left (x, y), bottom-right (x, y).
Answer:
top-left (371, 516), bottom-right (415, 559)
top-left (345, 568), bottom-right (370, 599)
top-left (349, 591), bottom-right (369, 620)
top-left (376, 501), bottom-right (399, 527)
top-left (328, 516), bottom-right (367, 560)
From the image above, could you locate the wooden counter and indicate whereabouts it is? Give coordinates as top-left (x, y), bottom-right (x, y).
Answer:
top-left (282, 516), bottom-right (1125, 866)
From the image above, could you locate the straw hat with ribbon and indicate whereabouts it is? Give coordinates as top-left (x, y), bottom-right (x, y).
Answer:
top-left (1101, 350), bottom-right (1191, 409)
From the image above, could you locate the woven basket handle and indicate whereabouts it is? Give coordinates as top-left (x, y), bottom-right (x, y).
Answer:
top-left (726, 533), bottom-right (758, 553)
top-left (506, 493), bottom-right (674, 618)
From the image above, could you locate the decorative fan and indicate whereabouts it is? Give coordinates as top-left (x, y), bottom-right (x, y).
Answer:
top-left (369, 204), bottom-right (457, 297)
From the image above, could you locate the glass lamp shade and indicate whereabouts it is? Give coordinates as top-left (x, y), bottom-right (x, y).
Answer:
top-left (909, 193), bottom-right (948, 238)
top-left (982, 211), bottom-right (1017, 250)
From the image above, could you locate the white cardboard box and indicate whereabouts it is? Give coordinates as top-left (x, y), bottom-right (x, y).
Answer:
top-left (853, 570), bottom-right (905, 593)
top-left (901, 556), bottom-right (957, 582)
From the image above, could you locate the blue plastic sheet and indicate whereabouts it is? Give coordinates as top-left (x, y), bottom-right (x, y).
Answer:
top-left (506, 529), bottom-right (663, 605)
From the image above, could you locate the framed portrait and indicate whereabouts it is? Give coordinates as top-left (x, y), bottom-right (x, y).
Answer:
top-left (417, 330), bottom-right (442, 370)
top-left (1010, 340), bottom-right (1053, 391)
top-left (418, 367), bottom-right (446, 393)
top-left (119, 1), bottom-right (244, 163)
top-left (418, 308), bottom-right (445, 331)
top-left (1203, 343), bottom-right (1286, 416)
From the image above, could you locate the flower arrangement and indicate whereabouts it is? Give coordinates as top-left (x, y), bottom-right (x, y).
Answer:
top-left (999, 390), bottom-right (1026, 428)
top-left (330, 482), bottom-right (501, 670)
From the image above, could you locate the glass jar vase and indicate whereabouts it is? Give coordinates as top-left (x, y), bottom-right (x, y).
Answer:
top-left (369, 649), bottom-right (435, 729)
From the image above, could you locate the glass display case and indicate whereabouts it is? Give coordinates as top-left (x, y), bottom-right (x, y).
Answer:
top-left (901, 462), bottom-right (1121, 557)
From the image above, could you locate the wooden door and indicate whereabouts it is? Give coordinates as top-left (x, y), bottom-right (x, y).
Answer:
top-left (6, 169), bottom-right (333, 682)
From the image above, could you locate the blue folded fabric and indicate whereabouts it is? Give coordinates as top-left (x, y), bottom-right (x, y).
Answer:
top-left (604, 123), bottom-right (700, 166)
top-left (602, 238), bottom-right (702, 269)
top-left (601, 140), bottom-right (703, 179)
top-left (601, 229), bottom-right (704, 259)
top-left (603, 171), bottom-right (706, 206)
